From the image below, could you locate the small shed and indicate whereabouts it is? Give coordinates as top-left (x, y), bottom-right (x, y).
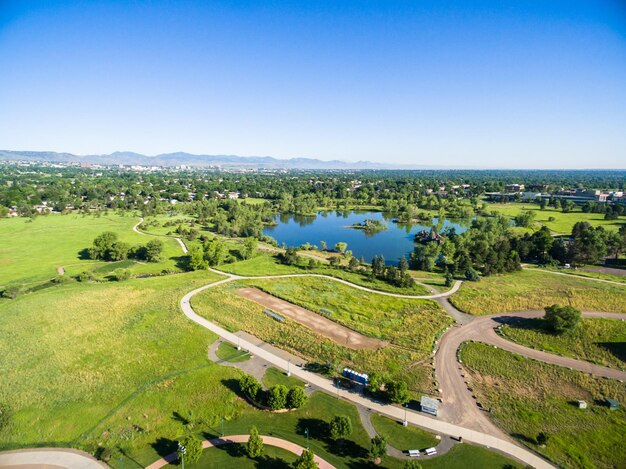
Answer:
top-left (577, 400), bottom-right (587, 409)
top-left (607, 399), bottom-right (619, 411)
top-left (420, 396), bottom-right (440, 416)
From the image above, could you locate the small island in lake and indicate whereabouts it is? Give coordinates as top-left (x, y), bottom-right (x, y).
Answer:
top-left (348, 218), bottom-right (387, 233)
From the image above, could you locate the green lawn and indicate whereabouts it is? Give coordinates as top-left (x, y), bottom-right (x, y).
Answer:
top-left (180, 444), bottom-right (298, 468)
top-left (484, 202), bottom-right (625, 234)
top-left (370, 414), bottom-right (438, 450)
top-left (0, 270), bottom-right (226, 453)
top-left (459, 341), bottom-right (626, 469)
top-left (216, 341), bottom-right (252, 363)
top-left (192, 280), bottom-right (451, 394)
top-left (450, 269), bottom-right (626, 315)
top-left (263, 367), bottom-right (305, 389)
top-left (219, 252), bottom-right (432, 295)
top-left (0, 212), bottom-right (185, 287)
top-left (500, 317), bottom-right (626, 370)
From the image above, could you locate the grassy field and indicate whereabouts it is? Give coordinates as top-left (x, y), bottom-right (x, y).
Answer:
top-left (247, 276), bottom-right (449, 353)
top-left (484, 202), bottom-right (625, 234)
top-left (0, 212), bottom-right (185, 287)
top-left (370, 414), bottom-right (438, 450)
top-left (216, 341), bottom-right (252, 363)
top-left (450, 269), bottom-right (626, 315)
top-left (262, 367), bottom-right (305, 389)
top-left (218, 252), bottom-right (432, 295)
top-left (500, 317), bottom-right (626, 370)
top-left (459, 341), bottom-right (626, 469)
top-left (541, 266), bottom-right (626, 284)
top-left (192, 280), bottom-right (451, 393)
top-left (0, 270), bottom-right (227, 452)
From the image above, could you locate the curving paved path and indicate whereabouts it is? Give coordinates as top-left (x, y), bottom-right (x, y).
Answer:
top-left (146, 435), bottom-right (335, 469)
top-left (180, 276), bottom-right (554, 469)
top-left (0, 448), bottom-right (106, 468)
top-left (133, 217), bottom-right (189, 254)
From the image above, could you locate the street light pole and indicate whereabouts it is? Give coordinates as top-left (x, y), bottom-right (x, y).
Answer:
top-left (287, 359), bottom-right (291, 377)
top-left (237, 334), bottom-right (241, 351)
top-left (178, 443), bottom-right (187, 469)
top-left (305, 427), bottom-right (309, 449)
top-left (403, 404), bottom-right (408, 427)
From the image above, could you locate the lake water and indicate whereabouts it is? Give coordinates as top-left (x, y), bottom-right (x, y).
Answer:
top-left (263, 211), bottom-right (470, 265)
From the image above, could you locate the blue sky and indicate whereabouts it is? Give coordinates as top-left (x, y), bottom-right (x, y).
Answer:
top-left (1, 0), bottom-right (625, 168)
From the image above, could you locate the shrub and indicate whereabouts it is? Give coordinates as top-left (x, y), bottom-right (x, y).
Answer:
top-left (1, 285), bottom-right (22, 299)
top-left (287, 387), bottom-right (307, 409)
top-left (112, 268), bottom-right (131, 281)
top-left (0, 403), bottom-right (11, 431)
top-left (76, 271), bottom-right (95, 282)
top-left (544, 304), bottom-right (581, 334)
top-left (96, 447), bottom-right (112, 462)
top-left (465, 267), bottom-right (481, 282)
top-left (267, 385), bottom-right (289, 410)
top-left (177, 435), bottom-right (203, 464)
top-left (239, 375), bottom-right (262, 402)
top-left (329, 415), bottom-right (352, 440)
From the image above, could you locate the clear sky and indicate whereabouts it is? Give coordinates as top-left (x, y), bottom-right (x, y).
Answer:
top-left (1, 0), bottom-right (625, 168)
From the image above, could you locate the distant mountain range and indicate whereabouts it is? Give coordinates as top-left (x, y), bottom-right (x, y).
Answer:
top-left (0, 150), bottom-right (435, 170)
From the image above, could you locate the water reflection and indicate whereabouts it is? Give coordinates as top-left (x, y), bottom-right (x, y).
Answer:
top-left (263, 211), bottom-right (469, 265)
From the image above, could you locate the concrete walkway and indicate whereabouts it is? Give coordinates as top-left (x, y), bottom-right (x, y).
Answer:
top-left (132, 217), bottom-right (189, 254)
top-left (181, 277), bottom-right (554, 469)
top-left (145, 435), bottom-right (335, 469)
top-left (0, 448), bottom-right (106, 469)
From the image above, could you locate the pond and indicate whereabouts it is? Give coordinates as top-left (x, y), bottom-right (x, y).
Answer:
top-left (263, 211), bottom-right (470, 265)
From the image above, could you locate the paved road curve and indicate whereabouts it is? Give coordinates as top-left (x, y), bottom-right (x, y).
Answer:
top-left (0, 448), bottom-right (106, 469)
top-left (181, 276), bottom-right (554, 469)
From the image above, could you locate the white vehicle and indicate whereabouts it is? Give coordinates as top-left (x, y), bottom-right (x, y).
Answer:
top-left (408, 450), bottom-right (420, 457)
top-left (425, 447), bottom-right (438, 456)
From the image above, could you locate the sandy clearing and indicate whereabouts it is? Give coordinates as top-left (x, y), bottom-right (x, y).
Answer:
top-left (237, 287), bottom-right (387, 350)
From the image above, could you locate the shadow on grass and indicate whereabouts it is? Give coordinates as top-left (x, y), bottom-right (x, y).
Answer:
top-left (151, 436), bottom-right (178, 458)
top-left (296, 418), bottom-right (328, 440)
top-left (511, 432), bottom-right (538, 446)
top-left (597, 342), bottom-right (626, 363)
top-left (221, 378), bottom-right (246, 399)
top-left (211, 443), bottom-right (292, 469)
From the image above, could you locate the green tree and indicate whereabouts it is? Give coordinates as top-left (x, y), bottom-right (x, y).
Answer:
top-left (177, 435), bottom-right (203, 464)
top-left (544, 304), bottom-right (581, 334)
top-left (89, 231), bottom-right (118, 260)
top-left (334, 242), bottom-right (348, 254)
top-left (144, 239), bottom-right (164, 262)
top-left (286, 387), bottom-right (307, 409)
top-left (246, 426), bottom-right (264, 458)
top-left (242, 237), bottom-right (258, 260)
top-left (108, 241), bottom-right (130, 261)
top-left (369, 435), bottom-right (387, 462)
top-left (292, 449), bottom-right (318, 469)
top-left (188, 244), bottom-right (207, 270)
top-left (386, 380), bottom-right (410, 404)
top-left (329, 415), bottom-right (352, 440)
top-left (267, 385), bottom-right (288, 410)
top-left (204, 238), bottom-right (227, 266)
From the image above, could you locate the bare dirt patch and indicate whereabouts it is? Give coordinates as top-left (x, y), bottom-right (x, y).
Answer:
top-left (237, 287), bottom-right (387, 350)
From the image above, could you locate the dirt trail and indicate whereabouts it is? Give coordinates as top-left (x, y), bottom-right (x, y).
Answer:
top-left (237, 287), bottom-right (387, 350)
